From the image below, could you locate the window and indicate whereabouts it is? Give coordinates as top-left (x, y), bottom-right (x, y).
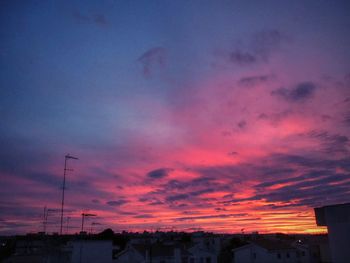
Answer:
top-left (286, 252), bottom-right (290, 258)
top-left (253, 253), bottom-right (256, 259)
top-left (302, 251), bottom-right (305, 256)
top-left (206, 257), bottom-right (211, 263)
top-left (277, 253), bottom-right (281, 259)
top-left (190, 258), bottom-right (195, 263)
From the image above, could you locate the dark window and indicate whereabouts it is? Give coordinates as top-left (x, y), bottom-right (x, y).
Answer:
top-left (190, 258), bottom-right (195, 263)
top-left (302, 251), bottom-right (305, 256)
top-left (253, 253), bottom-right (256, 259)
top-left (206, 257), bottom-right (211, 263)
top-left (277, 253), bottom-right (281, 259)
top-left (287, 253), bottom-right (290, 258)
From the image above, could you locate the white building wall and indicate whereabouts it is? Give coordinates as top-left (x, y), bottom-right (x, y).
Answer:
top-left (188, 246), bottom-right (217, 263)
top-left (315, 203), bottom-right (350, 263)
top-left (70, 240), bottom-right (113, 263)
top-left (233, 244), bottom-right (300, 263)
top-left (327, 222), bottom-right (350, 263)
top-left (233, 245), bottom-right (255, 263)
top-left (115, 251), bottom-right (145, 263)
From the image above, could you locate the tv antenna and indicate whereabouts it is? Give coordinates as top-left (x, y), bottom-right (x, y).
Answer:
top-left (60, 154), bottom-right (78, 235)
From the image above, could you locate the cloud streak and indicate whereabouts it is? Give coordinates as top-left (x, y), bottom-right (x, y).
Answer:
top-left (271, 82), bottom-right (316, 102)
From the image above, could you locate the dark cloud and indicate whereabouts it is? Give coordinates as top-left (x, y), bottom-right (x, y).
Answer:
top-left (162, 179), bottom-right (183, 190)
top-left (237, 120), bottom-right (247, 129)
top-left (162, 176), bottom-right (218, 191)
top-left (0, 136), bottom-right (111, 202)
top-left (106, 200), bottom-right (128, 206)
top-left (141, 176), bottom-right (229, 207)
top-left (238, 74), bottom-right (275, 87)
top-left (257, 110), bottom-right (292, 125)
top-left (221, 196), bottom-right (261, 204)
top-left (257, 179), bottom-right (350, 207)
top-left (321, 114), bottom-right (332, 122)
top-left (149, 200), bottom-right (164, 206)
top-left (305, 130), bottom-right (349, 154)
top-left (221, 130), bottom-right (232, 137)
top-left (0, 202), bottom-right (47, 218)
top-left (138, 197), bottom-right (164, 206)
top-left (215, 207), bottom-right (227, 211)
top-left (195, 164), bottom-right (297, 186)
top-left (191, 176), bottom-right (217, 185)
top-left (189, 188), bottom-right (215, 196)
top-left (252, 30), bottom-right (288, 59)
top-left (344, 112), bottom-right (350, 126)
top-left (72, 10), bottom-right (108, 27)
top-left (72, 10), bottom-right (90, 22)
top-left (223, 29), bottom-right (288, 66)
top-left (272, 153), bottom-right (350, 171)
top-left (235, 217), bottom-right (261, 221)
top-left (222, 153), bottom-right (350, 207)
top-left (257, 113), bottom-right (269, 120)
top-left (146, 168), bottom-right (173, 179)
top-left (344, 73), bottom-right (350, 85)
top-left (0, 221), bottom-right (32, 229)
top-left (154, 182), bottom-right (227, 206)
top-left (138, 197), bottom-right (148, 202)
top-left (133, 214), bottom-right (154, 219)
top-left (93, 14), bottom-right (108, 26)
top-left (174, 213), bottom-right (247, 222)
top-left (194, 152), bottom-right (350, 209)
top-left (165, 194), bottom-right (189, 202)
top-left (137, 47), bottom-right (166, 77)
top-left (0, 135), bottom-right (54, 175)
top-left (271, 82), bottom-right (316, 102)
top-left (229, 51), bottom-right (257, 65)
top-left (119, 211), bottom-right (137, 216)
top-left (255, 170), bottom-right (328, 188)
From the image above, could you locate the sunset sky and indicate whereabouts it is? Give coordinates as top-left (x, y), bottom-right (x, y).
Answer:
top-left (1, 0), bottom-right (350, 235)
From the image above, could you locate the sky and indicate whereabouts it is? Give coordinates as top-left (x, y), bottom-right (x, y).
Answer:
top-left (1, 0), bottom-right (350, 235)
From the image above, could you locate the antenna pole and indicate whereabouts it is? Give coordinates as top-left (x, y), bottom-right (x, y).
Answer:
top-left (81, 213), bottom-right (85, 232)
top-left (60, 156), bottom-right (67, 235)
top-left (60, 154), bottom-right (78, 235)
top-left (43, 206), bottom-right (47, 234)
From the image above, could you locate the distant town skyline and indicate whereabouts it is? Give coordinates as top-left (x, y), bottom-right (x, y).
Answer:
top-left (1, 0), bottom-right (350, 235)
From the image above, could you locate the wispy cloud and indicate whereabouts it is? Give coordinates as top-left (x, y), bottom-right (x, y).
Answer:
top-left (271, 82), bottom-right (316, 102)
top-left (215, 29), bottom-right (289, 67)
top-left (106, 200), bottom-right (129, 206)
top-left (72, 10), bottom-right (108, 27)
top-left (137, 47), bottom-right (166, 77)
